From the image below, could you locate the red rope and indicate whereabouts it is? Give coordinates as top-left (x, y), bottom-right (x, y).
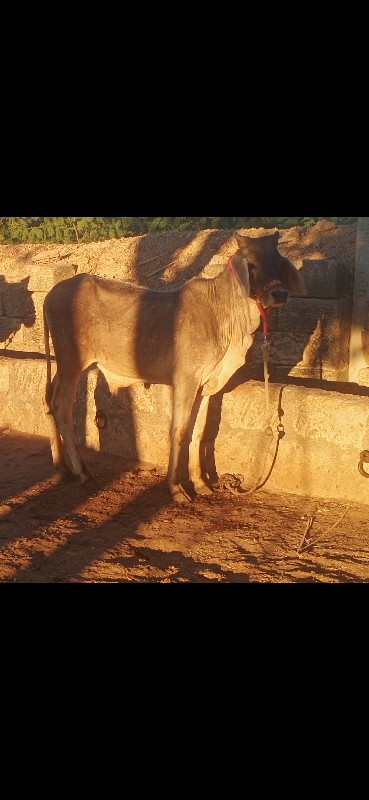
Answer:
top-left (256, 302), bottom-right (273, 336)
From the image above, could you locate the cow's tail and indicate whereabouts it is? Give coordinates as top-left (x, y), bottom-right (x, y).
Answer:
top-left (43, 302), bottom-right (53, 409)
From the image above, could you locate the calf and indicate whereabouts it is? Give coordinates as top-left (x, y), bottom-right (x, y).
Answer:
top-left (43, 231), bottom-right (306, 502)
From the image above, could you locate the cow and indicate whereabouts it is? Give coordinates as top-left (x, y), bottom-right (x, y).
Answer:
top-left (43, 231), bottom-right (306, 503)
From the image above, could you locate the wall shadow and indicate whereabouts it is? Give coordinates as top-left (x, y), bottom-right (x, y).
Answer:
top-left (133, 229), bottom-right (236, 289)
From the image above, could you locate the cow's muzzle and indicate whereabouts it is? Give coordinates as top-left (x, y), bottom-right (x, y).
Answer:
top-left (269, 288), bottom-right (289, 306)
top-left (256, 279), bottom-right (289, 308)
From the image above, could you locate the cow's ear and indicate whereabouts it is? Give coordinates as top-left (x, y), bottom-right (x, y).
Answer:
top-left (279, 257), bottom-right (307, 295)
top-left (232, 255), bottom-right (250, 298)
top-left (273, 231), bottom-right (279, 244)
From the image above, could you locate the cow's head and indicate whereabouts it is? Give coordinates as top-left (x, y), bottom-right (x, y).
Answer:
top-left (233, 231), bottom-right (307, 306)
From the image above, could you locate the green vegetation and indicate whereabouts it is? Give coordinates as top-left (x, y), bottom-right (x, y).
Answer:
top-left (0, 217), bottom-right (358, 244)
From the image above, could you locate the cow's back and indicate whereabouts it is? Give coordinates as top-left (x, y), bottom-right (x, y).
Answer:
top-left (44, 269), bottom-right (251, 386)
top-left (44, 273), bottom-right (182, 381)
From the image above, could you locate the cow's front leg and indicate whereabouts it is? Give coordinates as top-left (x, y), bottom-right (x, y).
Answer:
top-left (168, 382), bottom-right (199, 503)
top-left (188, 394), bottom-right (212, 496)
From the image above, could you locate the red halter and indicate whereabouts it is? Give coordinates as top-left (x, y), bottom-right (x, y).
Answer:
top-left (228, 257), bottom-right (281, 336)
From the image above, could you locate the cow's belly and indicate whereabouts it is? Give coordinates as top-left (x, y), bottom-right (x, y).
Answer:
top-left (96, 361), bottom-right (173, 392)
top-left (93, 333), bottom-right (173, 386)
top-left (200, 335), bottom-right (253, 396)
top-left (96, 363), bottom-right (145, 392)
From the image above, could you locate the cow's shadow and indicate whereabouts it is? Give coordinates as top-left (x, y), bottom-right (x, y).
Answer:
top-left (0, 275), bottom-right (36, 349)
top-left (93, 372), bottom-right (140, 466)
top-left (72, 370), bottom-right (140, 470)
top-left (89, 372), bottom-right (201, 501)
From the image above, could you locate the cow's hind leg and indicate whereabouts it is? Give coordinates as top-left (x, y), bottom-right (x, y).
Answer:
top-left (44, 373), bottom-right (69, 473)
top-left (49, 370), bottom-right (90, 482)
top-left (168, 382), bottom-right (200, 504)
top-left (188, 394), bottom-right (212, 496)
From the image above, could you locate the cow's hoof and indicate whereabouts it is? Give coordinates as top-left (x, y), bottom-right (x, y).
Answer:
top-left (194, 484), bottom-right (213, 497)
top-left (54, 460), bottom-right (70, 473)
top-left (171, 489), bottom-right (192, 504)
top-left (80, 471), bottom-right (94, 484)
top-left (55, 463), bottom-right (76, 481)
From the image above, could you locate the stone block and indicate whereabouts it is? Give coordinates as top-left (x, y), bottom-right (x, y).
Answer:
top-left (0, 356), bottom-right (54, 436)
top-left (28, 263), bottom-right (77, 292)
top-left (300, 258), bottom-right (351, 298)
top-left (22, 318), bottom-right (48, 353)
top-left (247, 332), bottom-right (310, 367)
top-left (0, 361), bottom-right (10, 392)
top-left (358, 368), bottom-right (369, 387)
top-left (247, 315), bottom-right (351, 381)
top-left (277, 297), bottom-right (352, 334)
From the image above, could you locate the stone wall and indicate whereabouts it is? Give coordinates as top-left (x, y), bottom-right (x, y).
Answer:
top-left (1, 356), bottom-right (369, 505)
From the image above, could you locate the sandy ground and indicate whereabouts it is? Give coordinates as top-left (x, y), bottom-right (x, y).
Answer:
top-left (1, 429), bottom-right (368, 583)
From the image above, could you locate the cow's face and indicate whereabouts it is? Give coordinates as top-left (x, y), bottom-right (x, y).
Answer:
top-left (235, 231), bottom-right (306, 307)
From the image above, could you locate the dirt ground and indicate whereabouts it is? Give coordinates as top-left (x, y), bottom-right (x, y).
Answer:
top-left (1, 219), bottom-right (369, 584)
top-left (1, 429), bottom-right (369, 583)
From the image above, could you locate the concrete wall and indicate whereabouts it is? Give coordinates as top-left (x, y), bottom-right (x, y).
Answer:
top-left (1, 356), bottom-right (369, 505)
top-left (349, 217), bottom-right (369, 384)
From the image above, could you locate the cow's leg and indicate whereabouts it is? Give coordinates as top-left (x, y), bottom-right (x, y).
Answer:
top-left (49, 370), bottom-right (90, 482)
top-left (188, 394), bottom-right (212, 496)
top-left (44, 373), bottom-right (69, 473)
top-left (168, 382), bottom-right (199, 504)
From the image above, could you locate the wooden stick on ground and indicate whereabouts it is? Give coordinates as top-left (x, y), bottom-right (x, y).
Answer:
top-left (299, 506), bottom-right (350, 554)
top-left (298, 516), bottom-right (314, 553)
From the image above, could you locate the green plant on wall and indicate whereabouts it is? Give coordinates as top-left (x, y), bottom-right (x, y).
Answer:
top-left (0, 217), bottom-right (358, 244)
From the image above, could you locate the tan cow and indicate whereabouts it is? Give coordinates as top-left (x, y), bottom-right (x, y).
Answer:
top-left (43, 231), bottom-right (306, 503)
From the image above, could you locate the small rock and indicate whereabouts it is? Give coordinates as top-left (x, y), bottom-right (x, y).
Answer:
top-left (0, 504), bottom-right (12, 519)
